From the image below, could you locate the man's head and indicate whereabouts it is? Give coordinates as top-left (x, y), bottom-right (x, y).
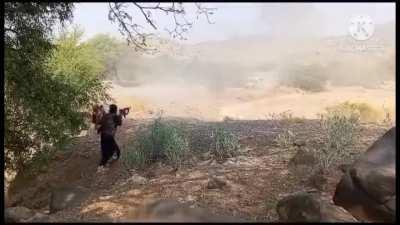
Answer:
top-left (109, 104), bottom-right (118, 114)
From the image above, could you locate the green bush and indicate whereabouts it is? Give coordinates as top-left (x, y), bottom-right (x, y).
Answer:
top-left (122, 116), bottom-right (189, 170)
top-left (275, 128), bottom-right (295, 148)
top-left (5, 23), bottom-right (109, 173)
top-left (331, 101), bottom-right (384, 123)
top-left (318, 103), bottom-right (361, 169)
top-left (210, 126), bottom-right (240, 162)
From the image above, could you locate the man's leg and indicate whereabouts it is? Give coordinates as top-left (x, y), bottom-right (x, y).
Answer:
top-left (111, 136), bottom-right (121, 160)
top-left (100, 134), bottom-right (113, 167)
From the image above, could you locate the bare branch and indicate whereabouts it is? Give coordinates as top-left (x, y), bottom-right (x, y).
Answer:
top-left (107, 2), bottom-right (217, 53)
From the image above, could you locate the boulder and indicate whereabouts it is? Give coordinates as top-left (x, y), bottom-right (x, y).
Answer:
top-left (277, 192), bottom-right (358, 222)
top-left (133, 199), bottom-right (244, 222)
top-left (333, 127), bottom-right (396, 222)
top-left (207, 176), bottom-right (227, 189)
top-left (49, 186), bottom-right (89, 214)
top-left (21, 212), bottom-right (50, 222)
top-left (5, 206), bottom-right (36, 223)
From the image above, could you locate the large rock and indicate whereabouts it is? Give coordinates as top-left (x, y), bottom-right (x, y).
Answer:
top-left (132, 199), bottom-right (244, 222)
top-left (21, 212), bottom-right (50, 222)
top-left (5, 206), bottom-right (36, 222)
top-left (49, 185), bottom-right (89, 214)
top-left (277, 192), bottom-right (358, 222)
top-left (333, 127), bottom-right (396, 222)
top-left (207, 176), bottom-right (227, 189)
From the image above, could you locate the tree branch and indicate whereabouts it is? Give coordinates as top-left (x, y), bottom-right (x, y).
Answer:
top-left (107, 2), bottom-right (217, 53)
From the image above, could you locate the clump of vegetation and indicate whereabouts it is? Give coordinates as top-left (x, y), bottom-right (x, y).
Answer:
top-left (210, 126), bottom-right (240, 162)
top-left (330, 101), bottom-right (383, 123)
top-left (5, 22), bottom-right (110, 173)
top-left (222, 116), bottom-right (235, 122)
top-left (267, 110), bottom-right (305, 127)
top-left (122, 116), bottom-right (189, 170)
top-left (317, 103), bottom-right (361, 169)
top-left (275, 128), bottom-right (296, 148)
top-left (279, 63), bottom-right (328, 92)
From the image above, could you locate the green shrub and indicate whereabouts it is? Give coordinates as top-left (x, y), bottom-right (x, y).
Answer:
top-left (164, 129), bottom-right (189, 169)
top-left (267, 110), bottom-right (305, 126)
top-left (122, 116), bottom-right (189, 170)
top-left (318, 103), bottom-right (361, 169)
top-left (210, 126), bottom-right (240, 162)
top-left (122, 129), bottom-right (153, 170)
top-left (275, 128), bottom-right (295, 148)
top-left (5, 26), bottom-right (110, 173)
top-left (331, 101), bottom-right (384, 123)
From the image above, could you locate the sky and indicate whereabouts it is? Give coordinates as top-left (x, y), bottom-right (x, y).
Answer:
top-left (72, 2), bottom-right (395, 44)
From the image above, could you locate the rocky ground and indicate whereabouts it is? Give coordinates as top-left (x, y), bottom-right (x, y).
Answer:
top-left (6, 117), bottom-right (391, 222)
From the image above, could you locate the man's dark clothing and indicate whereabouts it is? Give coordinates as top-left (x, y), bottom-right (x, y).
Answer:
top-left (98, 113), bottom-right (122, 136)
top-left (98, 113), bottom-right (122, 166)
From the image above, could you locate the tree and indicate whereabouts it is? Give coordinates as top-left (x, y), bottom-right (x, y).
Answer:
top-left (5, 2), bottom-right (74, 171)
top-left (4, 3), bottom-right (109, 172)
top-left (107, 3), bottom-right (216, 52)
top-left (85, 34), bottom-right (126, 81)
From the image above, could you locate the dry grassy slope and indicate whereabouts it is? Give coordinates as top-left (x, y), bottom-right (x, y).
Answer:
top-left (7, 117), bottom-right (391, 222)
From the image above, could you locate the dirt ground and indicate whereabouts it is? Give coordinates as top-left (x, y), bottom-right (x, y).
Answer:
top-left (110, 81), bottom-right (395, 122)
top-left (7, 116), bottom-right (392, 222)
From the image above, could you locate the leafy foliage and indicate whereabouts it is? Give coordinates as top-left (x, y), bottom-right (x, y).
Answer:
top-left (317, 103), bottom-right (361, 169)
top-left (210, 126), bottom-right (240, 162)
top-left (85, 34), bottom-right (126, 80)
top-left (123, 116), bottom-right (189, 170)
top-left (4, 3), bottom-right (109, 173)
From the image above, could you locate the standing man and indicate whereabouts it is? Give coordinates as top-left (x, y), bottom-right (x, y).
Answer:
top-left (97, 104), bottom-right (122, 172)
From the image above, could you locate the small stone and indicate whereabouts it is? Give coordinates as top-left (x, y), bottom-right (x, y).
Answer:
top-left (210, 160), bottom-right (218, 166)
top-left (128, 175), bottom-right (148, 185)
top-left (5, 206), bottom-right (35, 222)
top-left (222, 159), bottom-right (236, 166)
top-left (127, 189), bottom-right (142, 196)
top-left (99, 195), bottom-right (113, 201)
top-left (236, 155), bottom-right (247, 161)
top-left (185, 195), bottom-right (197, 202)
top-left (188, 170), bottom-right (205, 179)
top-left (198, 159), bottom-right (212, 166)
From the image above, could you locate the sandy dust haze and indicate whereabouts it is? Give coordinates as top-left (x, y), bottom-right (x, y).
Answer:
top-left (105, 6), bottom-right (395, 123)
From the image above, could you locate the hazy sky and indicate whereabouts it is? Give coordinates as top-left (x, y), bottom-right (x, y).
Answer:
top-left (72, 2), bottom-right (395, 44)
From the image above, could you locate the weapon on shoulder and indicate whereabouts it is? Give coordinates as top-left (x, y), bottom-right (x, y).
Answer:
top-left (119, 107), bottom-right (131, 118)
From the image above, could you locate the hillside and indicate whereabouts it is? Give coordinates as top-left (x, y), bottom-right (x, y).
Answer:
top-left (6, 116), bottom-right (392, 222)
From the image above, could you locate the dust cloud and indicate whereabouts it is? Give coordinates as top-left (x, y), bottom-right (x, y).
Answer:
top-left (105, 3), bottom-right (395, 122)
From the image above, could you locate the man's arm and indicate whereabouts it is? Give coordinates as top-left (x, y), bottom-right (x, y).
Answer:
top-left (115, 114), bottom-right (122, 127)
